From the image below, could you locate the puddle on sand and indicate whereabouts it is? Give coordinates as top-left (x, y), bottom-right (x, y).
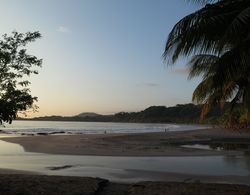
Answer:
top-left (181, 144), bottom-right (218, 151)
top-left (181, 143), bottom-right (250, 151)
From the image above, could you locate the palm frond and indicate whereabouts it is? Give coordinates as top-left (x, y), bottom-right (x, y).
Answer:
top-left (164, 0), bottom-right (250, 64)
top-left (164, 0), bottom-right (250, 125)
top-left (186, 0), bottom-right (221, 5)
top-left (188, 54), bottom-right (219, 79)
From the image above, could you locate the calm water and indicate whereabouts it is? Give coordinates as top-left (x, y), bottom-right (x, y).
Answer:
top-left (1, 120), bottom-right (209, 134)
top-left (0, 139), bottom-right (250, 184)
top-left (0, 121), bottom-right (249, 185)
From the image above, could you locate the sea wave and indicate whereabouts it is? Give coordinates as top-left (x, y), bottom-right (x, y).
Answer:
top-left (0, 121), bottom-right (209, 135)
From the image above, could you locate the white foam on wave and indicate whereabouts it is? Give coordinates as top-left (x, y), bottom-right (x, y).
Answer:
top-left (0, 121), bottom-right (209, 135)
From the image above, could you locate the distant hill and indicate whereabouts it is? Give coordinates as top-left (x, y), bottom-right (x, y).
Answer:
top-left (76, 112), bottom-right (101, 118)
top-left (17, 103), bottom-right (230, 124)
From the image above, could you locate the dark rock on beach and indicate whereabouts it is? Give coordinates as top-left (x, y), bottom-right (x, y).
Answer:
top-left (48, 131), bottom-right (66, 135)
top-left (46, 165), bottom-right (74, 171)
top-left (37, 132), bottom-right (49, 136)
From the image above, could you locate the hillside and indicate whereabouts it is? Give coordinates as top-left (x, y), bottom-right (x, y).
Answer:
top-left (17, 103), bottom-right (228, 124)
top-left (76, 112), bottom-right (101, 118)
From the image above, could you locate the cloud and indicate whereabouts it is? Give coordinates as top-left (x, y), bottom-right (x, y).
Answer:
top-left (57, 26), bottom-right (70, 33)
top-left (144, 82), bottom-right (160, 87)
top-left (172, 67), bottom-right (189, 74)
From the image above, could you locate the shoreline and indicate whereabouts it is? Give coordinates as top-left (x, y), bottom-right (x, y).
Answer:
top-left (1, 165), bottom-right (250, 186)
top-left (0, 168), bottom-right (36, 175)
top-left (0, 128), bottom-right (250, 193)
top-left (1, 128), bottom-right (250, 156)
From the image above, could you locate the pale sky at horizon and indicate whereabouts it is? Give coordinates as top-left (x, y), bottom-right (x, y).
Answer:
top-left (0, 0), bottom-right (201, 117)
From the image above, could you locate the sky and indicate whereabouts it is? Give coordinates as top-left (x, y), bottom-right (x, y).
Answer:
top-left (0, 0), bottom-right (201, 117)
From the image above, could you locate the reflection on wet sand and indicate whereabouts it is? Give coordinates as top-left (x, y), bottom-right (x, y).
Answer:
top-left (0, 139), bottom-right (250, 185)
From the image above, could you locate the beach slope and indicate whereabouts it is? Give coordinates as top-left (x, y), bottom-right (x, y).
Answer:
top-left (2, 128), bottom-right (250, 156)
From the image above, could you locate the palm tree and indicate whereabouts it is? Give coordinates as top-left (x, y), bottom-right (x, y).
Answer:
top-left (164, 0), bottom-right (250, 62)
top-left (164, 0), bottom-right (250, 127)
top-left (188, 53), bottom-right (250, 127)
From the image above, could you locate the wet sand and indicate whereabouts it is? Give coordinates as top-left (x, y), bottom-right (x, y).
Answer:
top-left (1, 128), bottom-right (250, 194)
top-left (1, 128), bottom-right (250, 156)
top-left (0, 174), bottom-right (248, 194)
top-left (0, 168), bottom-right (36, 175)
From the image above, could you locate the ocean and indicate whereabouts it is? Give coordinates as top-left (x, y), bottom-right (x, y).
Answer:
top-left (0, 120), bottom-right (209, 135)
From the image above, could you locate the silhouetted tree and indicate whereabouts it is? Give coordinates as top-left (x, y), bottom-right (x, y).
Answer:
top-left (0, 31), bottom-right (42, 124)
top-left (164, 0), bottom-right (250, 127)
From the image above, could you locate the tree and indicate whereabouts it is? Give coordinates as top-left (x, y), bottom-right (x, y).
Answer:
top-left (0, 31), bottom-right (42, 124)
top-left (188, 52), bottom-right (250, 125)
top-left (163, 0), bottom-right (250, 127)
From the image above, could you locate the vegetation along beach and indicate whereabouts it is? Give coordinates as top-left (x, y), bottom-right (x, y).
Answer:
top-left (1, 0), bottom-right (250, 194)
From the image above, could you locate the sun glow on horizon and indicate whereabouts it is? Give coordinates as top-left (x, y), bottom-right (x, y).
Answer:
top-left (0, 1), bottom-right (199, 118)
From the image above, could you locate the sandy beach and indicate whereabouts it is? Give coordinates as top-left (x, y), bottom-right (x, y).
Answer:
top-left (0, 128), bottom-right (250, 194)
top-left (2, 128), bottom-right (250, 156)
top-left (0, 174), bottom-right (248, 194)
